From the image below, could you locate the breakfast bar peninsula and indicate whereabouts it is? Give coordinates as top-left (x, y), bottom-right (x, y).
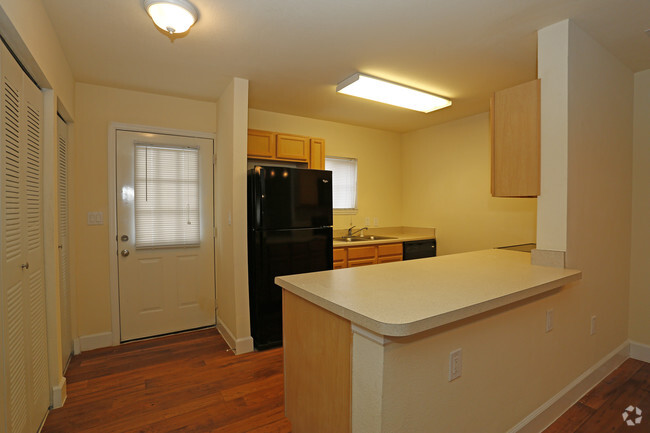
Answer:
top-left (275, 249), bottom-right (582, 433)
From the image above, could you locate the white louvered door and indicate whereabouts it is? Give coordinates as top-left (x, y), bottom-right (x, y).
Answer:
top-left (0, 43), bottom-right (49, 433)
top-left (57, 117), bottom-right (72, 369)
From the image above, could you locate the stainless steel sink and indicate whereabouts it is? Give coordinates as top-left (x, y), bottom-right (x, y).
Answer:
top-left (333, 235), bottom-right (398, 242)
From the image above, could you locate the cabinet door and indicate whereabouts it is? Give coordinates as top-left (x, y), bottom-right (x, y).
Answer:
top-left (348, 258), bottom-right (376, 267)
top-left (333, 247), bottom-right (347, 268)
top-left (377, 243), bottom-right (403, 258)
top-left (309, 138), bottom-right (325, 170)
top-left (347, 246), bottom-right (376, 261)
top-left (276, 134), bottom-right (309, 162)
top-left (491, 79), bottom-right (540, 197)
top-left (247, 129), bottom-right (275, 159)
top-left (377, 255), bottom-right (402, 264)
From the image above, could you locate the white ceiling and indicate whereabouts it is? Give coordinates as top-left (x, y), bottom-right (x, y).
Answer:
top-left (41, 0), bottom-right (650, 133)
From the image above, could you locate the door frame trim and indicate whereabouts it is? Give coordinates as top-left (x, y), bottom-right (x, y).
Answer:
top-left (107, 123), bottom-right (216, 345)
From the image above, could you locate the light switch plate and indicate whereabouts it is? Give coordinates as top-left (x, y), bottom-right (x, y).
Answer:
top-left (87, 211), bottom-right (104, 226)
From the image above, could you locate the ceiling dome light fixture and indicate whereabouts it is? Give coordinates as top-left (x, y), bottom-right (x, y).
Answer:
top-left (144, 0), bottom-right (199, 35)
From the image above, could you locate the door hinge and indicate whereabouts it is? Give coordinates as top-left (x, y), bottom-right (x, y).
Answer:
top-left (213, 154), bottom-right (217, 165)
top-left (213, 227), bottom-right (217, 239)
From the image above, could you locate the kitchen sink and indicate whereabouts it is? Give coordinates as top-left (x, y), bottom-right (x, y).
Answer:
top-left (334, 235), bottom-right (398, 242)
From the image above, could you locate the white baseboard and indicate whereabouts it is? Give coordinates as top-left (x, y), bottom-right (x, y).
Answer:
top-left (629, 341), bottom-right (650, 363)
top-left (216, 317), bottom-right (254, 355)
top-left (508, 340), bottom-right (630, 433)
top-left (78, 332), bottom-right (114, 352)
top-left (51, 377), bottom-right (67, 409)
top-left (73, 338), bottom-right (81, 355)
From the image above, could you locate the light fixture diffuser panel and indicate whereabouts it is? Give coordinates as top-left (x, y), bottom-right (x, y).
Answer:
top-left (336, 73), bottom-right (451, 113)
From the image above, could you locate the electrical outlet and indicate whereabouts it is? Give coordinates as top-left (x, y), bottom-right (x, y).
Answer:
top-left (590, 315), bottom-right (597, 335)
top-left (373, 217), bottom-right (379, 227)
top-left (449, 348), bottom-right (462, 381)
top-left (364, 216), bottom-right (370, 226)
top-left (546, 309), bottom-right (554, 332)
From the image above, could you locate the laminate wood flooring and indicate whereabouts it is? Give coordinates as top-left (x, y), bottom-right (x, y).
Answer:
top-left (41, 328), bottom-right (291, 433)
top-left (543, 358), bottom-right (650, 433)
top-left (42, 328), bottom-right (650, 433)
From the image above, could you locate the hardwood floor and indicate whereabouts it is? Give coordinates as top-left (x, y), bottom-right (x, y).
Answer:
top-left (42, 329), bottom-right (650, 433)
top-left (41, 329), bottom-right (291, 433)
top-left (543, 358), bottom-right (650, 433)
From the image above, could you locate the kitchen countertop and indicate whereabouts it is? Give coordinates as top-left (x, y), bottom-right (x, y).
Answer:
top-left (275, 249), bottom-right (582, 337)
top-left (332, 226), bottom-right (436, 247)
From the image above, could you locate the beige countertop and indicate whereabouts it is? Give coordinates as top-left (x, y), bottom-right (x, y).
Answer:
top-left (275, 249), bottom-right (582, 337)
top-left (332, 226), bottom-right (436, 247)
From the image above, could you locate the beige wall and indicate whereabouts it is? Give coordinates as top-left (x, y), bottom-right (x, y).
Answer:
top-left (629, 69), bottom-right (650, 345)
top-left (401, 113), bottom-right (537, 255)
top-left (0, 0), bottom-right (74, 114)
top-left (72, 83), bottom-right (217, 338)
top-left (375, 20), bottom-right (634, 433)
top-left (248, 109), bottom-right (403, 229)
top-left (564, 19), bottom-right (633, 360)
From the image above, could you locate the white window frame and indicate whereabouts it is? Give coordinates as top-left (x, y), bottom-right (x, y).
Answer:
top-left (325, 156), bottom-right (358, 215)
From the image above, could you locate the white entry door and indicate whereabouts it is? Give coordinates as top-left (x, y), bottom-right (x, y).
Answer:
top-left (116, 130), bottom-right (215, 342)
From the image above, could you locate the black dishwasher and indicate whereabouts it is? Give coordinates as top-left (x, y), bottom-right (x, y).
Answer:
top-left (403, 239), bottom-right (437, 260)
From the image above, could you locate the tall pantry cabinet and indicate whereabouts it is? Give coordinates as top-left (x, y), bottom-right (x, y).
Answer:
top-left (0, 42), bottom-right (50, 433)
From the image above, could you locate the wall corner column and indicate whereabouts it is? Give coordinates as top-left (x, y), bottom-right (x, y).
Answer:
top-left (351, 324), bottom-right (388, 433)
top-left (536, 20), bottom-right (570, 253)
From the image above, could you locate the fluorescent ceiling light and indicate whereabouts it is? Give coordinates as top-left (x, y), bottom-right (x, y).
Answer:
top-left (144, 0), bottom-right (198, 34)
top-left (336, 73), bottom-right (451, 113)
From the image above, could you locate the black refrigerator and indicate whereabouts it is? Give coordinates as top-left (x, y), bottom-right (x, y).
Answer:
top-left (247, 166), bottom-right (333, 350)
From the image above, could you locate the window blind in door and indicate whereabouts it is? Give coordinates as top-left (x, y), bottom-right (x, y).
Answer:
top-left (134, 144), bottom-right (200, 248)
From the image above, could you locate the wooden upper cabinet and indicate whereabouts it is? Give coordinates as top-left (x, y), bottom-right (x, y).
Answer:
top-left (309, 138), bottom-right (325, 170)
top-left (247, 129), bottom-right (326, 169)
top-left (247, 129), bottom-right (275, 159)
top-left (490, 79), bottom-right (541, 197)
top-left (276, 134), bottom-right (309, 162)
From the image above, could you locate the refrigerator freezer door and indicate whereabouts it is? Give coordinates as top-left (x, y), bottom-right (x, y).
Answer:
top-left (248, 227), bottom-right (333, 350)
top-left (249, 166), bottom-right (333, 230)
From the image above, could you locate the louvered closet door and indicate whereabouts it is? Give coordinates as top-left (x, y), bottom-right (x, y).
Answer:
top-left (57, 116), bottom-right (72, 369)
top-left (0, 43), bottom-right (48, 433)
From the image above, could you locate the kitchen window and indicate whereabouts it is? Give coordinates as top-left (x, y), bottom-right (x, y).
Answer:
top-left (325, 156), bottom-right (357, 214)
top-left (134, 144), bottom-right (200, 248)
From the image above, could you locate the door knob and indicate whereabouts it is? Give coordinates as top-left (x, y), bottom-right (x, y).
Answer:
top-left (121, 249), bottom-right (130, 257)
top-left (21, 262), bottom-right (29, 270)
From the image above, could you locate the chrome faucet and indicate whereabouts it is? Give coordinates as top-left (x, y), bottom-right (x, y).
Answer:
top-left (348, 226), bottom-right (368, 237)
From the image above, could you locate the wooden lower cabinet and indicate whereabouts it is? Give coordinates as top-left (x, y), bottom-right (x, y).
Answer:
top-left (333, 247), bottom-right (347, 269)
top-left (283, 290), bottom-right (351, 433)
top-left (334, 242), bottom-right (403, 268)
